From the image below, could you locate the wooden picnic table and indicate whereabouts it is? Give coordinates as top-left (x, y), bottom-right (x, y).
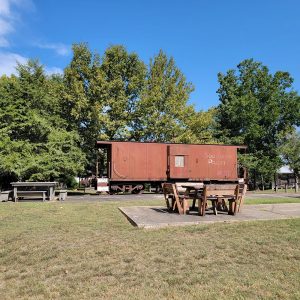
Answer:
top-left (182, 183), bottom-right (242, 216)
top-left (162, 182), bottom-right (246, 216)
top-left (181, 184), bottom-right (204, 211)
top-left (11, 182), bottom-right (57, 202)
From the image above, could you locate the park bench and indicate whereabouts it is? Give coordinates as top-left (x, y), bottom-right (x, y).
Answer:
top-left (0, 190), bottom-right (13, 202)
top-left (15, 190), bottom-right (47, 202)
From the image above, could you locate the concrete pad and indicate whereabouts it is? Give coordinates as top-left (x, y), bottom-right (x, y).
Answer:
top-left (119, 203), bottom-right (300, 229)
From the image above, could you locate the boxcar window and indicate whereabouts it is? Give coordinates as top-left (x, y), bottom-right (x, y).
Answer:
top-left (175, 156), bottom-right (185, 167)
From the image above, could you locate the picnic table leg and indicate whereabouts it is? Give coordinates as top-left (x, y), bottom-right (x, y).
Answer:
top-left (49, 187), bottom-right (54, 201)
top-left (198, 199), bottom-right (202, 216)
top-left (211, 199), bottom-right (218, 215)
top-left (13, 187), bottom-right (17, 202)
top-left (183, 199), bottom-right (189, 214)
top-left (165, 196), bottom-right (171, 210)
top-left (233, 199), bottom-right (239, 215)
top-left (183, 188), bottom-right (190, 214)
top-left (228, 200), bottom-right (235, 215)
top-left (198, 198), bottom-right (206, 216)
top-left (191, 198), bottom-right (196, 210)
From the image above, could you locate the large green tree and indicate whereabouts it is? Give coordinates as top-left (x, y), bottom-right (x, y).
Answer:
top-left (63, 44), bottom-right (146, 174)
top-left (0, 60), bottom-right (85, 187)
top-left (184, 108), bottom-right (219, 144)
top-left (131, 50), bottom-right (195, 142)
top-left (99, 45), bottom-right (146, 140)
top-left (216, 59), bottom-right (300, 188)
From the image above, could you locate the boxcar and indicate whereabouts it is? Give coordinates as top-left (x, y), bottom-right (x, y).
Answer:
top-left (96, 141), bottom-right (246, 193)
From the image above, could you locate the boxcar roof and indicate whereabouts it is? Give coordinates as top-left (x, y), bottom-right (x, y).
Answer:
top-left (96, 140), bottom-right (247, 149)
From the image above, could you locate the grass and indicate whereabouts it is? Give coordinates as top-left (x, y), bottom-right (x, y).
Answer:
top-left (1, 199), bottom-right (300, 299)
top-left (244, 197), bottom-right (300, 205)
top-left (250, 188), bottom-right (298, 194)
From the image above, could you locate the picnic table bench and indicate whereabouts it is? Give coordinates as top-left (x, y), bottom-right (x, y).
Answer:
top-left (16, 190), bottom-right (47, 202)
top-left (0, 190), bottom-right (13, 202)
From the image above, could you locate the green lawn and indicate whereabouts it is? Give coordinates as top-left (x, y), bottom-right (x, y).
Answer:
top-left (1, 199), bottom-right (300, 299)
top-left (250, 188), bottom-right (298, 194)
top-left (244, 197), bottom-right (300, 205)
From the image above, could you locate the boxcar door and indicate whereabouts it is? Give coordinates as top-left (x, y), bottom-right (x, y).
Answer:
top-left (168, 145), bottom-right (190, 179)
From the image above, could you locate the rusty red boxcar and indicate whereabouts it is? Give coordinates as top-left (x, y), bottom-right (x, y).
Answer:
top-left (96, 141), bottom-right (246, 193)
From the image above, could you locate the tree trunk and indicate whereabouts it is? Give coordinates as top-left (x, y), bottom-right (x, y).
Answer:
top-left (274, 173), bottom-right (278, 192)
top-left (295, 173), bottom-right (299, 193)
top-left (261, 175), bottom-right (264, 191)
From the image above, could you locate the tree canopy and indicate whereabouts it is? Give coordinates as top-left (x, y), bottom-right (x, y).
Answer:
top-left (216, 59), bottom-right (300, 187)
top-left (0, 59), bottom-right (86, 186)
top-left (0, 45), bottom-right (299, 190)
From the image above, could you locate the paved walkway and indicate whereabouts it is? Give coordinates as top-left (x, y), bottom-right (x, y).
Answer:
top-left (65, 192), bottom-right (299, 202)
top-left (119, 203), bottom-right (300, 229)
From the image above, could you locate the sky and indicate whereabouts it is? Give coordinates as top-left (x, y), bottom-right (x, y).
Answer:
top-left (0, 0), bottom-right (300, 110)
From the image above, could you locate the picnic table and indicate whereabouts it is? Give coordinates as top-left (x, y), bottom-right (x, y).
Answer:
top-left (162, 182), bottom-right (203, 215)
top-left (11, 182), bottom-right (57, 202)
top-left (181, 183), bottom-right (204, 211)
top-left (163, 182), bottom-right (247, 216)
top-left (183, 183), bottom-right (247, 216)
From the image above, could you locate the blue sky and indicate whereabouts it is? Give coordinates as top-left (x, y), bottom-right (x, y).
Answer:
top-left (0, 0), bottom-right (300, 110)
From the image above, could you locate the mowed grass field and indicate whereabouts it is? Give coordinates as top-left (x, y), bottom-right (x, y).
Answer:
top-left (1, 198), bottom-right (300, 299)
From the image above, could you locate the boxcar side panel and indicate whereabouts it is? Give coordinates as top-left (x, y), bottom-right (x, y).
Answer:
top-left (111, 142), bottom-right (130, 180)
top-left (187, 145), bottom-right (237, 180)
top-left (169, 144), bottom-right (190, 178)
top-left (107, 142), bottom-right (238, 182)
top-left (146, 143), bottom-right (167, 180)
top-left (111, 142), bottom-right (167, 181)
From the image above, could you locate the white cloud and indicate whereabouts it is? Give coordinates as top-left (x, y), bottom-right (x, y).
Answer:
top-left (0, 0), bottom-right (11, 16)
top-left (0, 51), bottom-right (64, 76)
top-left (0, 0), bottom-right (34, 47)
top-left (0, 1), bottom-right (65, 77)
top-left (36, 42), bottom-right (70, 56)
top-left (0, 51), bottom-right (27, 75)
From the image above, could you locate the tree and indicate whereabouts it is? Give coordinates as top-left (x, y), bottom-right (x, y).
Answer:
top-left (63, 44), bottom-right (147, 174)
top-left (216, 59), bottom-right (300, 188)
top-left (62, 43), bottom-right (102, 174)
top-left (99, 45), bottom-right (146, 140)
top-left (0, 60), bottom-right (85, 187)
top-left (281, 131), bottom-right (300, 192)
top-left (131, 50), bottom-right (195, 142)
top-left (184, 108), bottom-right (219, 144)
